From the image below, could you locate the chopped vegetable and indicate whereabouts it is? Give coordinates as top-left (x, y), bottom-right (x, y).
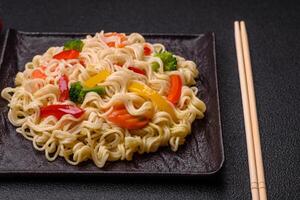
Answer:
top-left (144, 45), bottom-right (152, 56)
top-left (111, 63), bottom-right (145, 75)
top-left (53, 50), bottom-right (80, 60)
top-left (70, 81), bottom-right (105, 103)
top-left (107, 42), bottom-right (126, 48)
top-left (167, 75), bottom-right (182, 104)
top-left (107, 42), bottom-right (116, 47)
top-left (84, 70), bottom-right (111, 88)
top-left (107, 106), bottom-right (149, 129)
top-left (128, 82), bottom-right (177, 121)
top-left (79, 59), bottom-right (85, 66)
top-left (151, 62), bottom-right (160, 72)
top-left (63, 39), bottom-right (84, 52)
top-left (128, 66), bottom-right (146, 75)
top-left (104, 32), bottom-right (126, 39)
top-left (58, 75), bottom-right (69, 101)
top-left (154, 51), bottom-right (177, 71)
top-left (40, 65), bottom-right (47, 70)
top-left (117, 43), bottom-right (126, 48)
top-left (32, 69), bottom-right (47, 80)
top-left (40, 104), bottom-right (84, 120)
top-left (104, 32), bottom-right (127, 48)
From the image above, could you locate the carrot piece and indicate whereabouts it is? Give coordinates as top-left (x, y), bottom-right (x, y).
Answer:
top-left (107, 42), bottom-right (126, 48)
top-left (117, 43), bottom-right (126, 48)
top-left (167, 74), bottom-right (182, 105)
top-left (32, 69), bottom-right (47, 80)
top-left (104, 32), bottom-right (127, 48)
top-left (107, 42), bottom-right (115, 47)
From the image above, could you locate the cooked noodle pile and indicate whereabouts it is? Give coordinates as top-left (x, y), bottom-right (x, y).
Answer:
top-left (1, 31), bottom-right (206, 167)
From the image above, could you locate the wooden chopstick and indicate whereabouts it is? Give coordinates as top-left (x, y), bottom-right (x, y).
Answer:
top-left (234, 21), bottom-right (260, 200)
top-left (234, 21), bottom-right (267, 200)
top-left (239, 21), bottom-right (267, 200)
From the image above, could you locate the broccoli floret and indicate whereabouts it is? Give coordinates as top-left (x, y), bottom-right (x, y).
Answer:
top-left (70, 81), bottom-right (105, 104)
top-left (69, 82), bottom-right (83, 103)
top-left (151, 62), bottom-right (160, 72)
top-left (154, 51), bottom-right (177, 71)
top-left (63, 39), bottom-right (84, 52)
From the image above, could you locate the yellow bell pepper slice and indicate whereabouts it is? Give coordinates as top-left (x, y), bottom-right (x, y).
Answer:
top-left (128, 81), bottom-right (177, 121)
top-left (84, 70), bottom-right (110, 88)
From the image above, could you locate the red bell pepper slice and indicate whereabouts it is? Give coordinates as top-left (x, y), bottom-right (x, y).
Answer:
top-left (115, 63), bottom-right (145, 75)
top-left (144, 45), bottom-right (152, 56)
top-left (167, 74), bottom-right (182, 105)
top-left (79, 59), bottom-right (85, 67)
top-left (40, 104), bottom-right (84, 120)
top-left (58, 75), bottom-right (69, 101)
top-left (128, 66), bottom-right (146, 75)
top-left (53, 50), bottom-right (80, 60)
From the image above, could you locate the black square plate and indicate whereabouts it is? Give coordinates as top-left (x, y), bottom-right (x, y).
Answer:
top-left (0, 29), bottom-right (223, 176)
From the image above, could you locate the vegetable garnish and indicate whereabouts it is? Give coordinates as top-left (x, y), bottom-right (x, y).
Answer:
top-left (79, 59), bottom-right (85, 67)
top-left (154, 51), bottom-right (177, 71)
top-left (111, 63), bottom-right (145, 76)
top-left (70, 81), bottom-right (106, 104)
top-left (107, 42), bottom-right (126, 48)
top-left (128, 81), bottom-right (177, 121)
top-left (32, 69), bottom-right (47, 80)
top-left (84, 70), bottom-right (111, 88)
top-left (107, 106), bottom-right (149, 130)
top-left (104, 32), bottom-right (127, 48)
top-left (63, 39), bottom-right (84, 52)
top-left (151, 62), bottom-right (160, 72)
top-left (53, 49), bottom-right (80, 60)
top-left (167, 75), bottom-right (182, 105)
top-left (53, 39), bottom-right (83, 60)
top-left (128, 66), bottom-right (146, 75)
top-left (40, 104), bottom-right (84, 120)
top-left (58, 75), bottom-right (69, 102)
top-left (144, 45), bottom-right (152, 56)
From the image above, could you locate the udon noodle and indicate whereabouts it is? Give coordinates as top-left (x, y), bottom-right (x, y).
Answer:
top-left (1, 31), bottom-right (206, 168)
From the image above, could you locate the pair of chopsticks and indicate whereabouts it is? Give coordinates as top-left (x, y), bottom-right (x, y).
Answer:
top-left (234, 21), bottom-right (267, 200)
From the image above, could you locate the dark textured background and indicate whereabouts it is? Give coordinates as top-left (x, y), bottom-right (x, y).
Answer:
top-left (0, 0), bottom-right (299, 199)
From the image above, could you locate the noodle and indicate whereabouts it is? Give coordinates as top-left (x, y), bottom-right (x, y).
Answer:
top-left (1, 31), bottom-right (206, 168)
